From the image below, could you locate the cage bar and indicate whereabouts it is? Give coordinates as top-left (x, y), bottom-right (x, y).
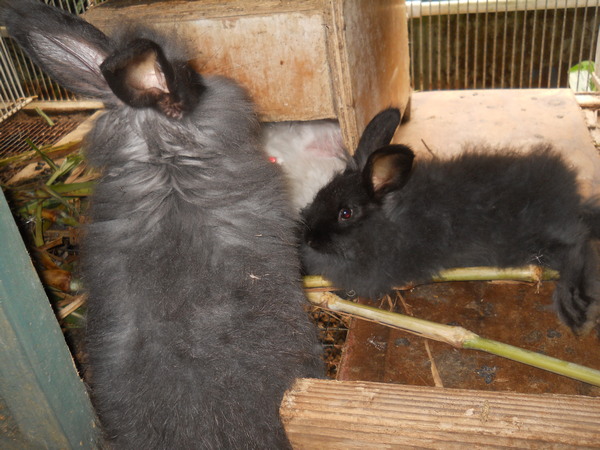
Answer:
top-left (409, 0), bottom-right (600, 91)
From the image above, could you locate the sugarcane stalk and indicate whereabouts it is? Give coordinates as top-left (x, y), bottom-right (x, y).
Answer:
top-left (305, 291), bottom-right (477, 346)
top-left (431, 265), bottom-right (560, 282)
top-left (305, 290), bottom-right (600, 387)
top-left (464, 336), bottom-right (600, 387)
top-left (304, 266), bottom-right (560, 292)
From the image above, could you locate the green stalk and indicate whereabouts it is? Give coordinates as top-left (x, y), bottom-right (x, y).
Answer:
top-left (431, 265), bottom-right (560, 282)
top-left (305, 290), bottom-right (600, 387)
top-left (464, 336), bottom-right (600, 387)
top-left (40, 185), bottom-right (76, 214)
top-left (304, 266), bottom-right (560, 291)
top-left (0, 141), bottom-right (80, 168)
top-left (46, 154), bottom-right (83, 186)
top-left (26, 138), bottom-right (59, 172)
top-left (35, 107), bottom-right (55, 127)
top-left (40, 181), bottom-right (95, 197)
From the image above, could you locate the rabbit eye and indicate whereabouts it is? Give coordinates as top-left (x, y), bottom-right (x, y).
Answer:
top-left (338, 208), bottom-right (353, 221)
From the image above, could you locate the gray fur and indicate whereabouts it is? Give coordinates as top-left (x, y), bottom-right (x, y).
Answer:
top-left (1, 0), bottom-right (323, 447)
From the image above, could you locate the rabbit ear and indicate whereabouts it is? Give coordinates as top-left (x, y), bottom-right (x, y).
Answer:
top-left (354, 108), bottom-right (401, 169)
top-left (1, 0), bottom-right (116, 103)
top-left (100, 39), bottom-right (203, 119)
top-left (363, 145), bottom-right (415, 199)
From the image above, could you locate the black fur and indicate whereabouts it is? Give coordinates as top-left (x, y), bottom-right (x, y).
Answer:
top-left (2, 0), bottom-right (323, 448)
top-left (301, 108), bottom-right (600, 334)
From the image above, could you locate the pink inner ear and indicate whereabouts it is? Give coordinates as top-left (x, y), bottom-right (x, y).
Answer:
top-left (371, 173), bottom-right (387, 192)
top-left (370, 155), bottom-right (397, 193)
top-left (127, 50), bottom-right (169, 94)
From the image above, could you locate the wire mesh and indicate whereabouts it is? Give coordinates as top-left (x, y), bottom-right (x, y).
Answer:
top-left (0, 0), bottom-right (108, 115)
top-left (0, 111), bottom-right (88, 160)
top-left (408, 0), bottom-right (600, 91)
top-left (0, 34), bottom-right (31, 122)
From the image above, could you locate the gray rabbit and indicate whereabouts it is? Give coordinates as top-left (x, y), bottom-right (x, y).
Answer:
top-left (1, 0), bottom-right (323, 448)
top-left (301, 108), bottom-right (600, 335)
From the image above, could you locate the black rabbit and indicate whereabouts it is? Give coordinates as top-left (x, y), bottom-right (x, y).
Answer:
top-left (301, 108), bottom-right (600, 334)
top-left (1, 0), bottom-right (323, 448)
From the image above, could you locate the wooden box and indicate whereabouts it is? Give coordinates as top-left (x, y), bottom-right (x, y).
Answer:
top-left (84, 0), bottom-right (411, 150)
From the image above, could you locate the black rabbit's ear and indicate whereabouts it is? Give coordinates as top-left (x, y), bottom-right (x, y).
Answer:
top-left (354, 108), bottom-right (401, 169)
top-left (1, 0), bottom-right (116, 103)
top-left (363, 145), bottom-right (415, 200)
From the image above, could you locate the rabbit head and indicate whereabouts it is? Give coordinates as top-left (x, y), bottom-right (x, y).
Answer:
top-left (301, 108), bottom-right (414, 292)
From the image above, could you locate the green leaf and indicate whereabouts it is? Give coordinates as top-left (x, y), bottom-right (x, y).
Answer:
top-left (34, 107), bottom-right (55, 127)
top-left (25, 139), bottom-right (59, 172)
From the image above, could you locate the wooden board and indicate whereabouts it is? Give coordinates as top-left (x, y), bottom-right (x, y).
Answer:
top-left (83, 0), bottom-right (411, 150)
top-left (394, 88), bottom-right (600, 196)
top-left (0, 189), bottom-right (98, 448)
top-left (338, 283), bottom-right (600, 396)
top-left (281, 378), bottom-right (600, 448)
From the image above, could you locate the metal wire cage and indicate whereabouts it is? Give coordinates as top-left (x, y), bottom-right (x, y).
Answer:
top-left (0, 0), bottom-right (105, 123)
top-left (408, 0), bottom-right (600, 92)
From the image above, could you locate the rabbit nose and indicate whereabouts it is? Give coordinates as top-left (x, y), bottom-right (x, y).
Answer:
top-left (304, 231), bottom-right (321, 249)
top-left (303, 231), bottom-right (315, 248)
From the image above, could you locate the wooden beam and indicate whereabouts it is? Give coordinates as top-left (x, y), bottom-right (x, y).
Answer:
top-left (281, 378), bottom-right (600, 448)
top-left (0, 189), bottom-right (99, 448)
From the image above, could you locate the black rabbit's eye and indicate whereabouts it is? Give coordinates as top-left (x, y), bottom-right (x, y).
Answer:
top-left (338, 208), bottom-right (353, 221)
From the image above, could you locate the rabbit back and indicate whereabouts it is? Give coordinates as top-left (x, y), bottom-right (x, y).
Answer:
top-left (387, 145), bottom-right (586, 270)
top-left (82, 62), bottom-right (323, 450)
top-left (263, 119), bottom-right (349, 210)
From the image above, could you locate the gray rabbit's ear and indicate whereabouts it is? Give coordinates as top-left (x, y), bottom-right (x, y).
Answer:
top-left (1, 0), bottom-right (115, 103)
top-left (363, 145), bottom-right (414, 200)
top-left (354, 108), bottom-right (401, 169)
top-left (101, 39), bottom-right (204, 119)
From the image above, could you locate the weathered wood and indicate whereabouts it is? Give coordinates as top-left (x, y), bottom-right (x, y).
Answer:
top-left (394, 89), bottom-right (600, 197)
top-left (0, 189), bottom-right (99, 448)
top-left (281, 378), bottom-right (600, 448)
top-left (334, 0), bottom-right (411, 149)
top-left (25, 100), bottom-right (104, 112)
top-left (84, 0), bottom-right (411, 150)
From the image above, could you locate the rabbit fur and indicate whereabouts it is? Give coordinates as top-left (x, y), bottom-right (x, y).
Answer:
top-left (1, 0), bottom-right (324, 448)
top-left (263, 120), bottom-right (349, 211)
top-left (301, 108), bottom-right (600, 335)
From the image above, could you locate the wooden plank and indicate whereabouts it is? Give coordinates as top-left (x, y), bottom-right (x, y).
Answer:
top-left (337, 284), bottom-right (600, 396)
top-left (339, 0), bottom-right (411, 148)
top-left (84, 0), bottom-right (412, 147)
top-left (394, 89), bottom-right (600, 197)
top-left (0, 189), bottom-right (98, 448)
top-left (185, 11), bottom-right (335, 121)
top-left (85, 0), bottom-right (336, 122)
top-left (281, 378), bottom-right (600, 448)
top-left (85, 0), bottom-right (327, 21)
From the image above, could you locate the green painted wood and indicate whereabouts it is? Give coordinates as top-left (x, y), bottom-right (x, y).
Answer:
top-left (0, 188), bottom-right (99, 448)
